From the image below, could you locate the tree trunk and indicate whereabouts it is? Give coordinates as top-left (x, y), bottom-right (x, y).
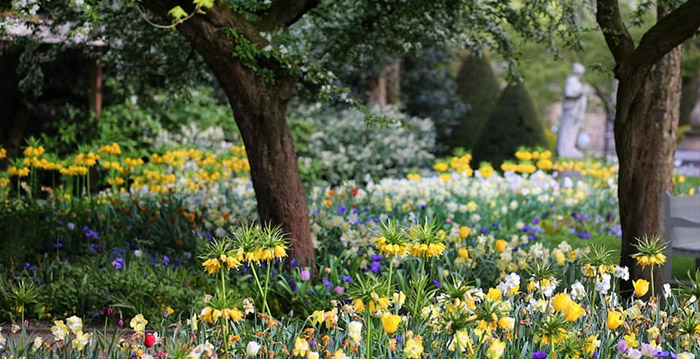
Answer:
top-left (615, 5), bottom-right (682, 296)
top-left (140, 2), bottom-right (315, 267)
top-left (368, 59), bottom-right (401, 108)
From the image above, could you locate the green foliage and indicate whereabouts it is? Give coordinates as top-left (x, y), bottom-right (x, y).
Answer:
top-left (448, 54), bottom-right (501, 152)
top-left (401, 46), bottom-right (467, 155)
top-left (473, 83), bottom-right (548, 166)
top-left (289, 105), bottom-right (435, 185)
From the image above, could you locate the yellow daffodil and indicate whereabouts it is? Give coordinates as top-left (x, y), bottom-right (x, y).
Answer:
top-left (404, 337), bottom-right (424, 359)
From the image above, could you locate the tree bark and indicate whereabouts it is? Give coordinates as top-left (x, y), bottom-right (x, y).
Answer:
top-left (613, 4), bottom-right (683, 296)
top-left (140, 1), bottom-right (315, 267)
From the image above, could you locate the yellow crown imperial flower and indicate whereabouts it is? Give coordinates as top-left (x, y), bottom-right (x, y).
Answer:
top-left (202, 258), bottom-right (221, 275)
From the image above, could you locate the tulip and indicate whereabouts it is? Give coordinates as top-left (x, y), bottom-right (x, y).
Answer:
top-left (633, 279), bottom-right (649, 297)
top-left (381, 313), bottom-right (401, 334)
top-left (246, 341), bottom-right (261, 356)
top-left (144, 333), bottom-right (156, 348)
top-left (608, 311), bottom-right (624, 330)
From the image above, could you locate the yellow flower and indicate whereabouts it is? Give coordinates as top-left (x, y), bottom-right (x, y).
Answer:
top-left (563, 301), bottom-right (585, 322)
top-left (381, 313), bottom-right (401, 334)
top-left (202, 258), bottom-right (221, 275)
top-left (353, 298), bottom-right (364, 313)
top-left (433, 163), bottom-right (449, 172)
top-left (485, 288), bottom-right (502, 302)
top-left (273, 245), bottom-right (287, 258)
top-left (333, 349), bottom-right (349, 359)
top-left (584, 335), bottom-right (600, 356)
top-left (129, 314), bottom-right (148, 334)
top-left (222, 308), bottom-right (244, 322)
top-left (633, 279), bottom-right (649, 297)
top-left (71, 331), bottom-right (90, 350)
top-left (404, 338), bottom-right (423, 359)
top-left (495, 239), bottom-right (507, 253)
top-left (624, 333), bottom-right (638, 348)
top-left (498, 317), bottom-right (515, 331)
top-left (552, 293), bottom-right (571, 312)
top-left (292, 337), bottom-right (309, 357)
top-left (200, 307), bottom-right (213, 323)
top-left (51, 320), bottom-right (69, 341)
top-left (308, 352), bottom-right (320, 359)
top-left (607, 311), bottom-right (624, 330)
top-left (454, 330), bottom-right (471, 351)
top-left (458, 248), bottom-right (469, 260)
top-left (459, 226), bottom-right (470, 239)
top-left (486, 339), bottom-right (506, 359)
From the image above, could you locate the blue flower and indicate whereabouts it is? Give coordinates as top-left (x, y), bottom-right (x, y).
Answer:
top-left (338, 205), bottom-right (346, 214)
top-left (531, 352), bottom-right (547, 359)
top-left (163, 255), bottom-right (171, 266)
top-left (111, 257), bottom-right (125, 270)
top-left (322, 277), bottom-right (333, 291)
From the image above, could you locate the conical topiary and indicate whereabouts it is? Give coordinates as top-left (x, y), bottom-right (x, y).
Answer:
top-left (447, 54), bottom-right (501, 151)
top-left (472, 83), bottom-right (548, 166)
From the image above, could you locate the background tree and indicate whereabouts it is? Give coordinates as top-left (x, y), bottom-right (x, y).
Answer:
top-left (594, 0), bottom-right (700, 293)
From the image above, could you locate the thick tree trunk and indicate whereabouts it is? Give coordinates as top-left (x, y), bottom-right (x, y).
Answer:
top-left (615, 6), bottom-right (682, 296)
top-left (140, 1), bottom-right (315, 267)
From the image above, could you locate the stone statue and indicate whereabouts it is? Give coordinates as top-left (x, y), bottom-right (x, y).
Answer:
top-left (557, 63), bottom-right (588, 158)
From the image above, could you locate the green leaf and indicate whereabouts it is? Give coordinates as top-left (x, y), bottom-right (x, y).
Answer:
top-left (167, 6), bottom-right (188, 20)
top-left (193, 0), bottom-right (214, 9)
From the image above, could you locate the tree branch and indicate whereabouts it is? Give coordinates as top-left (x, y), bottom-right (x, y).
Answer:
top-left (254, 0), bottom-right (320, 31)
top-left (629, 0), bottom-right (700, 69)
top-left (595, 0), bottom-right (635, 64)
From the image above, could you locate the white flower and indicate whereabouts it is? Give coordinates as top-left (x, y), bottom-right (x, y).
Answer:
top-left (570, 282), bottom-right (586, 301)
top-left (33, 336), bottom-right (43, 350)
top-left (66, 315), bottom-right (83, 333)
top-left (347, 321), bottom-right (362, 343)
top-left (663, 283), bottom-right (672, 298)
top-left (596, 273), bottom-right (611, 295)
top-left (614, 266), bottom-right (630, 281)
top-left (628, 348), bottom-right (642, 359)
top-left (0, 328), bottom-right (5, 349)
top-left (678, 353), bottom-right (695, 359)
top-left (246, 341), bottom-right (261, 356)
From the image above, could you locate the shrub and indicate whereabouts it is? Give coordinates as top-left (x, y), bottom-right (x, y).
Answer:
top-left (290, 105), bottom-right (435, 185)
top-left (472, 83), bottom-right (548, 166)
top-left (448, 54), bottom-right (501, 151)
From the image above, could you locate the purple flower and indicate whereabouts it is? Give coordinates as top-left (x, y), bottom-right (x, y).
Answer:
top-left (338, 205), bottom-right (346, 214)
top-left (300, 269), bottom-right (311, 281)
top-left (104, 307), bottom-right (115, 316)
top-left (163, 310), bottom-right (170, 318)
top-left (322, 277), bottom-right (333, 291)
top-left (162, 255), bottom-right (170, 266)
top-left (89, 243), bottom-right (99, 254)
top-left (531, 352), bottom-right (547, 359)
top-left (54, 242), bottom-right (63, 249)
top-left (341, 275), bottom-right (353, 283)
top-left (531, 218), bottom-right (541, 224)
top-left (371, 254), bottom-right (383, 262)
top-left (24, 263), bottom-right (35, 271)
top-left (369, 261), bottom-right (381, 274)
top-left (481, 228), bottom-right (488, 234)
top-left (290, 258), bottom-right (297, 267)
top-left (111, 257), bottom-right (125, 270)
top-left (432, 279), bottom-right (441, 289)
top-left (334, 286), bottom-right (345, 295)
top-left (617, 340), bottom-right (628, 353)
top-left (117, 318), bottom-right (124, 327)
